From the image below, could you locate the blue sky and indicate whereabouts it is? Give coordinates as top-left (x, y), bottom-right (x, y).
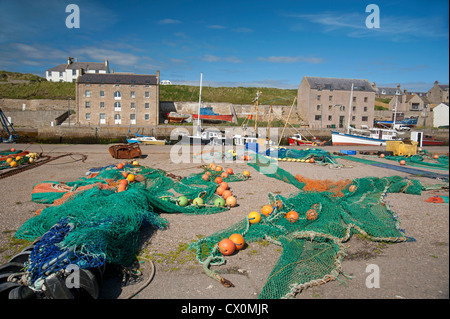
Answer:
top-left (0, 0), bottom-right (448, 91)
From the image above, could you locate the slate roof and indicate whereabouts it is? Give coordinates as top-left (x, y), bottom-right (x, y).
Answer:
top-left (47, 62), bottom-right (107, 72)
top-left (304, 76), bottom-right (375, 92)
top-left (77, 73), bottom-right (158, 85)
top-left (375, 87), bottom-right (403, 95)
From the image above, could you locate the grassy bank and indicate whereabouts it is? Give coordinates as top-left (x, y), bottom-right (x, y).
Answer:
top-left (0, 71), bottom-right (296, 104)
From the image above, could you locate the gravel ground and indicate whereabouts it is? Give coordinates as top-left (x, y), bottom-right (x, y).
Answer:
top-left (0, 143), bottom-right (448, 301)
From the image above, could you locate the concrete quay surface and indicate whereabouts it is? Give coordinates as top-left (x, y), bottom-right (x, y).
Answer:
top-left (0, 143), bottom-right (448, 301)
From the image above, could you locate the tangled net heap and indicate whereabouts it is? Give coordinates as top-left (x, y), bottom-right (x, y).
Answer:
top-left (191, 154), bottom-right (421, 299)
top-left (15, 163), bottom-right (248, 290)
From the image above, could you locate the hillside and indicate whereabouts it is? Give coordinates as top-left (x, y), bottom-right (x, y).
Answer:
top-left (0, 71), bottom-right (297, 105)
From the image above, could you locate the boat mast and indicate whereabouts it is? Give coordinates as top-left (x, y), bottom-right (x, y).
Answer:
top-left (196, 72), bottom-right (203, 136)
top-left (346, 83), bottom-right (354, 134)
top-left (392, 94), bottom-right (398, 129)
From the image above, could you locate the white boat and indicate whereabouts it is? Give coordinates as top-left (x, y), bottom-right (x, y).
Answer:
top-left (331, 83), bottom-right (402, 146)
top-left (127, 134), bottom-right (167, 145)
top-left (331, 128), bottom-right (400, 146)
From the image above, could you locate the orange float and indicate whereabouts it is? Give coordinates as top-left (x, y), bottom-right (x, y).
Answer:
top-left (221, 172), bottom-right (229, 179)
top-left (229, 234), bottom-right (245, 250)
top-left (117, 163), bottom-right (124, 169)
top-left (222, 190), bottom-right (232, 200)
top-left (215, 166), bottom-right (223, 172)
top-left (226, 168), bottom-right (233, 175)
top-left (243, 170), bottom-right (250, 177)
top-left (202, 173), bottom-right (210, 181)
top-left (216, 186), bottom-right (225, 196)
top-left (399, 160), bottom-right (406, 165)
top-left (218, 238), bottom-right (235, 256)
top-left (226, 196), bottom-right (237, 207)
top-left (286, 211), bottom-right (299, 223)
top-left (349, 185), bottom-right (357, 192)
top-left (306, 209), bottom-right (318, 221)
top-left (220, 182), bottom-right (228, 190)
top-left (215, 177), bottom-right (223, 184)
top-left (261, 205), bottom-right (273, 216)
top-left (117, 184), bottom-right (127, 192)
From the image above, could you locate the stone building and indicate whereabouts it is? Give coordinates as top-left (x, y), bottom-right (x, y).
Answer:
top-left (76, 72), bottom-right (160, 126)
top-left (427, 81), bottom-right (449, 104)
top-left (372, 83), bottom-right (403, 100)
top-left (297, 76), bottom-right (376, 129)
top-left (46, 57), bottom-right (110, 82)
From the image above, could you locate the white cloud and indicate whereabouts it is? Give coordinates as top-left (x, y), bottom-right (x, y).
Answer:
top-left (208, 25), bottom-right (227, 29)
top-left (201, 55), bottom-right (243, 63)
top-left (158, 18), bottom-right (182, 25)
top-left (289, 11), bottom-right (449, 39)
top-left (258, 55), bottom-right (323, 64)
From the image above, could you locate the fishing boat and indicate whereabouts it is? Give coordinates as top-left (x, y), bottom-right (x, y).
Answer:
top-left (166, 112), bottom-right (191, 123)
top-left (127, 133), bottom-right (167, 145)
top-left (331, 83), bottom-right (403, 146)
top-left (192, 106), bottom-right (233, 122)
top-left (421, 134), bottom-right (444, 146)
top-left (331, 128), bottom-right (401, 146)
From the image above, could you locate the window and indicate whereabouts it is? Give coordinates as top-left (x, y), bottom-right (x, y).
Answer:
top-left (352, 116), bottom-right (356, 121)
top-left (328, 115), bottom-right (332, 121)
top-left (72, 70), bottom-right (76, 76)
top-left (114, 91), bottom-right (121, 100)
top-left (329, 96), bottom-right (332, 101)
top-left (145, 103), bottom-right (149, 109)
top-left (130, 113), bottom-right (136, 124)
top-left (362, 116), bottom-right (368, 122)
top-left (100, 113), bottom-right (106, 124)
top-left (353, 106), bottom-right (356, 111)
top-left (364, 97), bottom-right (368, 102)
top-left (100, 91), bottom-right (105, 97)
top-left (315, 115), bottom-right (322, 121)
top-left (85, 113), bottom-right (91, 121)
top-left (145, 114), bottom-right (150, 121)
top-left (114, 114), bottom-right (121, 124)
top-left (328, 105), bottom-right (332, 111)
top-left (100, 102), bottom-right (105, 108)
top-left (317, 95), bottom-right (321, 101)
top-left (131, 102), bottom-right (136, 109)
top-left (85, 101), bottom-right (90, 108)
top-left (363, 106), bottom-right (368, 112)
top-left (85, 90), bottom-right (90, 97)
top-left (317, 105), bottom-right (321, 111)
top-left (59, 72), bottom-right (63, 77)
top-left (114, 102), bottom-right (121, 111)
top-left (145, 91), bottom-right (150, 98)
top-left (131, 91), bottom-right (135, 98)
top-left (353, 97), bottom-right (356, 102)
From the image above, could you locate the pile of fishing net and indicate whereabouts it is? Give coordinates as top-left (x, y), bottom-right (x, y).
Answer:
top-left (14, 163), bottom-right (248, 291)
top-left (191, 154), bottom-right (423, 299)
top-left (264, 147), bottom-right (339, 165)
top-left (0, 149), bottom-right (34, 170)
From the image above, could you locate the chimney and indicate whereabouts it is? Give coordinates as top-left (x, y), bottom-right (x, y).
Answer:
top-left (397, 83), bottom-right (401, 88)
top-left (156, 70), bottom-right (160, 82)
top-left (68, 57), bottom-right (74, 65)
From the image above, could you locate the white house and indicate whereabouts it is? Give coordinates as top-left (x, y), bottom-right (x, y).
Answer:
top-left (46, 57), bottom-right (110, 82)
top-left (432, 103), bottom-right (449, 127)
top-left (160, 80), bottom-right (172, 85)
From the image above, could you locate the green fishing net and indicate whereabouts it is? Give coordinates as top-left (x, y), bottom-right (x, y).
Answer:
top-left (15, 164), bottom-right (248, 272)
top-left (191, 154), bottom-right (419, 299)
